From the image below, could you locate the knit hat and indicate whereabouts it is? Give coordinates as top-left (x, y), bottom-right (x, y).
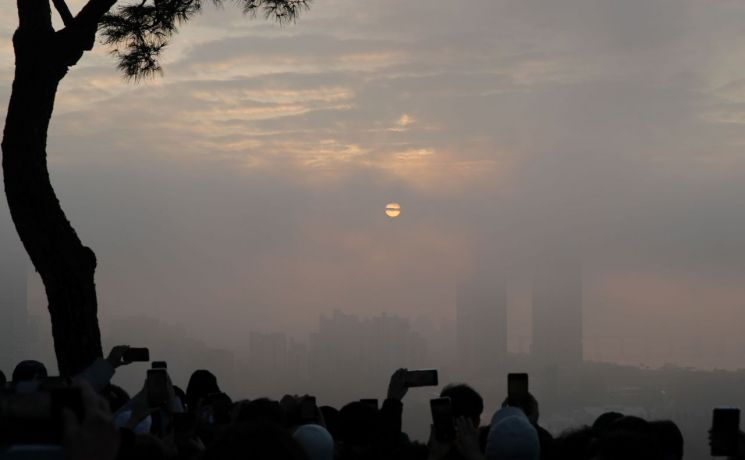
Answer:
top-left (293, 424), bottom-right (335, 460)
top-left (486, 406), bottom-right (540, 460)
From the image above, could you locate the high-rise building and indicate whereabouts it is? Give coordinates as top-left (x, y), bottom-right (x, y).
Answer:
top-left (0, 204), bottom-right (29, 369)
top-left (456, 276), bottom-right (507, 376)
top-left (531, 257), bottom-right (583, 367)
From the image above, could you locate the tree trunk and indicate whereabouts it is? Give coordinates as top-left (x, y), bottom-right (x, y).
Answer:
top-left (1, 0), bottom-right (103, 376)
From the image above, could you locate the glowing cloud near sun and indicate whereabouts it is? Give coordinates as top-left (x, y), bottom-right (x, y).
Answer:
top-left (385, 202), bottom-right (401, 218)
top-left (398, 114), bottom-right (414, 127)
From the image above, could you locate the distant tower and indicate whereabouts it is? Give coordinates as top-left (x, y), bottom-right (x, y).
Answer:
top-left (456, 275), bottom-right (507, 376)
top-left (531, 256), bottom-right (583, 366)
top-left (0, 203), bottom-right (29, 369)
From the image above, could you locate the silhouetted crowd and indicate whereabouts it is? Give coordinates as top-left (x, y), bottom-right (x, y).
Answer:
top-left (0, 346), bottom-right (741, 459)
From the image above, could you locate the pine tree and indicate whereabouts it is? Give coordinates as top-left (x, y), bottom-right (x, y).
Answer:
top-left (1, 0), bottom-right (309, 376)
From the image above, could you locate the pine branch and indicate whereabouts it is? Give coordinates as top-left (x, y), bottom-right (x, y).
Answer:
top-left (238, 0), bottom-right (310, 23)
top-left (100, 0), bottom-right (310, 79)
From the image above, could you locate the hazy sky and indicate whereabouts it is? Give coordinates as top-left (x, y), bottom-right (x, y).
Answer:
top-left (3, 0), bottom-right (745, 369)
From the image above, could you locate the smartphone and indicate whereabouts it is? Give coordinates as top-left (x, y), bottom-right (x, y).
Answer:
top-left (123, 348), bottom-right (150, 362)
top-left (146, 369), bottom-right (169, 408)
top-left (711, 408), bottom-right (740, 456)
top-left (508, 373), bottom-right (529, 404)
top-left (360, 399), bottom-right (379, 411)
top-left (430, 397), bottom-right (455, 442)
top-left (151, 361), bottom-right (167, 369)
top-left (404, 369), bottom-right (438, 388)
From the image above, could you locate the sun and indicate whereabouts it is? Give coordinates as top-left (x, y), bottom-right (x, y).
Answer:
top-left (385, 203), bottom-right (401, 218)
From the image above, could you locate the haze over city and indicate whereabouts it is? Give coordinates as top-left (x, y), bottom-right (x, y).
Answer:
top-left (4, 1), bottom-right (745, 456)
top-left (3, 0), bottom-right (745, 372)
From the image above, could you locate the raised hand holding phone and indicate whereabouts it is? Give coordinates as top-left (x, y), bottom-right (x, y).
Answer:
top-left (404, 369), bottom-right (438, 388)
top-left (146, 369), bottom-right (169, 409)
top-left (388, 368), bottom-right (409, 401)
top-left (507, 373), bottom-right (528, 406)
top-left (106, 346), bottom-right (150, 369)
top-left (710, 407), bottom-right (741, 457)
